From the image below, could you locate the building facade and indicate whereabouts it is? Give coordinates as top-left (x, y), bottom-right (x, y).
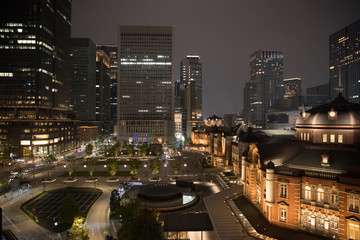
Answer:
top-left (329, 19), bottom-right (360, 102)
top-left (69, 38), bottom-right (96, 121)
top-left (97, 44), bottom-right (118, 123)
top-left (0, 0), bottom-right (78, 156)
top-left (117, 26), bottom-right (174, 144)
top-left (180, 55), bottom-right (203, 138)
top-left (283, 77), bottom-right (302, 110)
top-left (247, 50), bottom-right (284, 128)
top-left (95, 49), bottom-right (111, 121)
top-left (237, 92), bottom-right (360, 240)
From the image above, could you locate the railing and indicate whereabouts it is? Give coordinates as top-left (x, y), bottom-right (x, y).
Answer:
top-left (304, 171), bottom-right (337, 180)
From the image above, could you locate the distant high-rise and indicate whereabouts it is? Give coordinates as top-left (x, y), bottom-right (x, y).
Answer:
top-left (0, 0), bottom-right (78, 156)
top-left (248, 50), bottom-right (284, 128)
top-left (95, 50), bottom-right (111, 121)
top-left (180, 55), bottom-right (203, 138)
top-left (304, 83), bottom-right (330, 107)
top-left (283, 77), bottom-right (302, 109)
top-left (117, 26), bottom-right (174, 144)
top-left (329, 19), bottom-right (360, 102)
top-left (69, 38), bottom-right (96, 120)
top-left (97, 44), bottom-right (118, 123)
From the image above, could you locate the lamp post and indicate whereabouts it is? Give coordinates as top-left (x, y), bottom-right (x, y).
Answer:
top-left (164, 164), bottom-right (167, 177)
top-left (144, 164), bottom-right (147, 176)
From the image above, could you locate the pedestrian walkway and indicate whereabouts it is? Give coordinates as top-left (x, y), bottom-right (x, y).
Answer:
top-left (233, 196), bottom-right (330, 240)
top-left (204, 186), bottom-right (253, 240)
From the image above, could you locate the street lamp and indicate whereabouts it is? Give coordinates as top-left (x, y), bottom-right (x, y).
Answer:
top-left (144, 164), bottom-right (147, 176)
top-left (164, 164), bottom-right (167, 177)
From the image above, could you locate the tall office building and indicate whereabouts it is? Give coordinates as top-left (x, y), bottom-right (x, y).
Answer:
top-left (97, 44), bottom-right (118, 123)
top-left (283, 77), bottom-right (302, 110)
top-left (329, 19), bottom-right (360, 102)
top-left (0, 0), bottom-right (78, 156)
top-left (95, 50), bottom-right (111, 121)
top-left (248, 50), bottom-right (284, 128)
top-left (180, 55), bottom-right (203, 138)
top-left (69, 38), bottom-right (96, 120)
top-left (117, 26), bottom-right (174, 144)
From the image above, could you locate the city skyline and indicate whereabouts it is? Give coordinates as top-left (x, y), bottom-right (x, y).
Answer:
top-left (72, 0), bottom-right (360, 117)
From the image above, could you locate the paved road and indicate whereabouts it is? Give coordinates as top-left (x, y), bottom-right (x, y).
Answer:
top-left (1, 149), bottom-right (225, 240)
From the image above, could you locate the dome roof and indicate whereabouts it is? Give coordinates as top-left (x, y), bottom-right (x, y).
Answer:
top-left (296, 93), bottom-right (360, 128)
top-left (206, 114), bottom-right (223, 121)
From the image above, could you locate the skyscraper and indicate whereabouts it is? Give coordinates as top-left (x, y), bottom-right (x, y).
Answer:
top-left (329, 19), bottom-right (360, 102)
top-left (248, 50), bottom-right (284, 128)
top-left (180, 55), bottom-right (203, 138)
top-left (283, 77), bottom-right (302, 110)
top-left (97, 44), bottom-right (118, 123)
top-left (117, 26), bottom-right (174, 144)
top-left (0, 0), bottom-right (72, 119)
top-left (0, 0), bottom-right (78, 156)
top-left (69, 38), bottom-right (96, 120)
top-left (95, 49), bottom-right (111, 122)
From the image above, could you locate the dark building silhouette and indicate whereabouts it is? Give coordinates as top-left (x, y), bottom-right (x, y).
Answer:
top-left (69, 38), bottom-right (96, 120)
top-left (97, 44), bottom-right (118, 123)
top-left (329, 19), bottom-right (360, 102)
top-left (247, 50), bottom-right (284, 128)
top-left (0, 0), bottom-right (78, 156)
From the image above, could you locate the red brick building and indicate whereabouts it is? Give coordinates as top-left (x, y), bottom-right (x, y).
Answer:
top-left (239, 93), bottom-right (360, 240)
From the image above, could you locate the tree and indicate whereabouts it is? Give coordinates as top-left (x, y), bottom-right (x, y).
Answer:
top-left (87, 158), bottom-right (97, 177)
top-left (107, 158), bottom-right (118, 177)
top-left (1, 146), bottom-right (10, 157)
top-left (113, 141), bottom-right (121, 156)
top-left (129, 159), bottom-right (141, 177)
top-left (152, 144), bottom-right (163, 156)
top-left (138, 143), bottom-right (149, 156)
top-left (110, 189), bottom-right (121, 219)
top-left (149, 158), bottom-right (161, 176)
top-left (68, 216), bottom-right (89, 240)
top-left (125, 144), bottom-right (134, 156)
top-left (173, 158), bottom-right (181, 174)
top-left (117, 200), bottom-right (163, 240)
top-left (66, 156), bottom-right (77, 177)
top-left (59, 194), bottom-right (81, 230)
top-left (85, 144), bottom-right (93, 157)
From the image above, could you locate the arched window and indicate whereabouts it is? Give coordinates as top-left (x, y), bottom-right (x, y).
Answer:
top-left (305, 186), bottom-right (312, 200)
top-left (317, 188), bottom-right (324, 203)
top-left (331, 191), bottom-right (338, 206)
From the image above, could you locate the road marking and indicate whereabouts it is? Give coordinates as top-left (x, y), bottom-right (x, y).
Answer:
top-left (2, 212), bottom-right (21, 232)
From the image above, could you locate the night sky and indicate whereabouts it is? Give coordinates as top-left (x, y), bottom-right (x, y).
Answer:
top-left (72, 0), bottom-right (360, 118)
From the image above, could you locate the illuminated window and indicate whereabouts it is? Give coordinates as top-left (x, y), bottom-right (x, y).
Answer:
top-left (338, 135), bottom-right (343, 143)
top-left (349, 222), bottom-right (360, 240)
top-left (322, 134), bottom-right (327, 143)
top-left (279, 207), bottom-right (287, 222)
top-left (280, 183), bottom-right (288, 198)
top-left (300, 132), bottom-right (303, 140)
top-left (307, 133), bottom-right (310, 141)
top-left (330, 134), bottom-right (335, 143)
top-left (331, 191), bottom-right (338, 206)
top-left (317, 188), bottom-right (324, 203)
top-left (305, 186), bottom-right (312, 200)
top-left (349, 194), bottom-right (360, 213)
